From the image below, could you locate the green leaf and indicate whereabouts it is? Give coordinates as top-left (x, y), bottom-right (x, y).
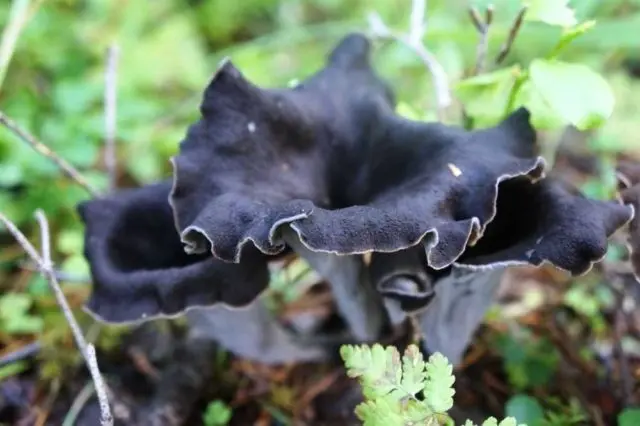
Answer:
top-left (0, 293), bottom-right (44, 335)
top-left (57, 228), bottom-right (85, 255)
top-left (564, 285), bottom-right (600, 317)
top-left (0, 360), bottom-right (28, 381)
top-left (53, 79), bottom-right (102, 114)
top-left (354, 394), bottom-right (404, 426)
top-left (497, 333), bottom-right (559, 390)
top-left (511, 79), bottom-right (565, 130)
top-left (524, 0), bottom-right (577, 27)
top-left (423, 352), bottom-right (455, 413)
top-left (268, 257), bottom-right (314, 304)
top-left (454, 66), bottom-right (521, 128)
top-left (0, 162), bottom-right (22, 186)
top-left (505, 394), bottom-right (544, 426)
top-left (340, 344), bottom-right (453, 425)
top-left (529, 59), bottom-right (614, 130)
top-left (482, 418), bottom-right (499, 426)
top-left (118, 12), bottom-right (209, 92)
top-left (619, 408), bottom-right (640, 426)
top-left (340, 344), bottom-right (402, 399)
top-left (400, 345), bottom-right (427, 397)
top-left (202, 400), bottom-right (232, 426)
top-left (60, 254), bottom-right (90, 278)
top-left (403, 399), bottom-right (434, 423)
top-left (479, 417), bottom-right (524, 426)
top-left (27, 275), bottom-right (50, 297)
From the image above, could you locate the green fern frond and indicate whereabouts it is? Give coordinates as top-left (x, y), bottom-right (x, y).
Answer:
top-left (423, 352), bottom-right (455, 413)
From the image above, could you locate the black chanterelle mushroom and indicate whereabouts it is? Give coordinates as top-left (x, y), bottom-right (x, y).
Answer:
top-left (78, 33), bottom-right (634, 365)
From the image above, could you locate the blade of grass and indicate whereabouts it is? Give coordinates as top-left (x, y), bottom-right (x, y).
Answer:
top-left (0, 0), bottom-right (32, 90)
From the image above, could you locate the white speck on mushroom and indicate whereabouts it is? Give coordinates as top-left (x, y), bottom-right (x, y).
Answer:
top-left (362, 252), bottom-right (372, 265)
top-left (525, 249), bottom-right (535, 258)
top-left (536, 236), bottom-right (543, 245)
top-left (448, 163), bottom-right (462, 177)
top-left (247, 122), bottom-right (256, 133)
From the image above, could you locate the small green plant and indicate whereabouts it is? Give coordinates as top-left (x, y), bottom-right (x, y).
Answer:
top-left (340, 343), bottom-right (525, 426)
top-left (0, 292), bottom-right (43, 335)
top-left (495, 331), bottom-right (559, 391)
top-left (202, 400), bottom-right (232, 426)
top-left (456, 0), bottom-right (614, 132)
top-left (465, 419), bottom-right (520, 426)
top-left (539, 397), bottom-right (587, 426)
top-left (618, 408), bottom-right (640, 426)
top-left (505, 395), bottom-right (545, 426)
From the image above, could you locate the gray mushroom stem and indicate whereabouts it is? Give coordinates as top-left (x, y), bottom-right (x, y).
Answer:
top-left (281, 227), bottom-right (386, 342)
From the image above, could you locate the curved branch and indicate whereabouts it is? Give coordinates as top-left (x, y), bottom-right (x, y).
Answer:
top-left (0, 210), bottom-right (112, 426)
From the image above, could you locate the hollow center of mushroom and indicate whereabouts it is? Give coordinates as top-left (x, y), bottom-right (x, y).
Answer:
top-left (108, 201), bottom-right (207, 272)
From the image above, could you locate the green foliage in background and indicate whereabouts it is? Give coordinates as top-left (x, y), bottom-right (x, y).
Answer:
top-left (495, 331), bottom-right (559, 391)
top-left (0, 292), bottom-right (43, 334)
top-left (619, 408), bottom-right (640, 426)
top-left (455, 5), bottom-right (614, 130)
top-left (203, 400), bottom-right (232, 426)
top-left (504, 395), bottom-right (591, 426)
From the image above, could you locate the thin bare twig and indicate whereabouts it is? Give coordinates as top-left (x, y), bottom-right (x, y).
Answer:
top-left (397, 34), bottom-right (451, 119)
top-left (0, 0), bottom-right (31, 89)
top-left (469, 5), bottom-right (494, 75)
top-left (468, 7), bottom-right (483, 33)
top-left (614, 309), bottom-right (634, 406)
top-left (409, 0), bottom-right (426, 42)
top-left (484, 8), bottom-right (494, 28)
top-left (611, 281), bottom-right (635, 406)
top-left (35, 378), bottom-right (61, 426)
top-left (20, 261), bottom-right (91, 283)
top-left (0, 210), bottom-right (112, 426)
top-left (63, 381), bottom-right (96, 426)
top-left (367, 0), bottom-right (452, 120)
top-left (104, 45), bottom-right (119, 191)
top-left (1, 212), bottom-right (43, 263)
top-left (87, 344), bottom-right (112, 423)
top-left (0, 341), bottom-right (41, 368)
top-left (495, 6), bottom-right (527, 65)
top-left (37, 210), bottom-right (51, 268)
top-left (0, 112), bottom-right (99, 196)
